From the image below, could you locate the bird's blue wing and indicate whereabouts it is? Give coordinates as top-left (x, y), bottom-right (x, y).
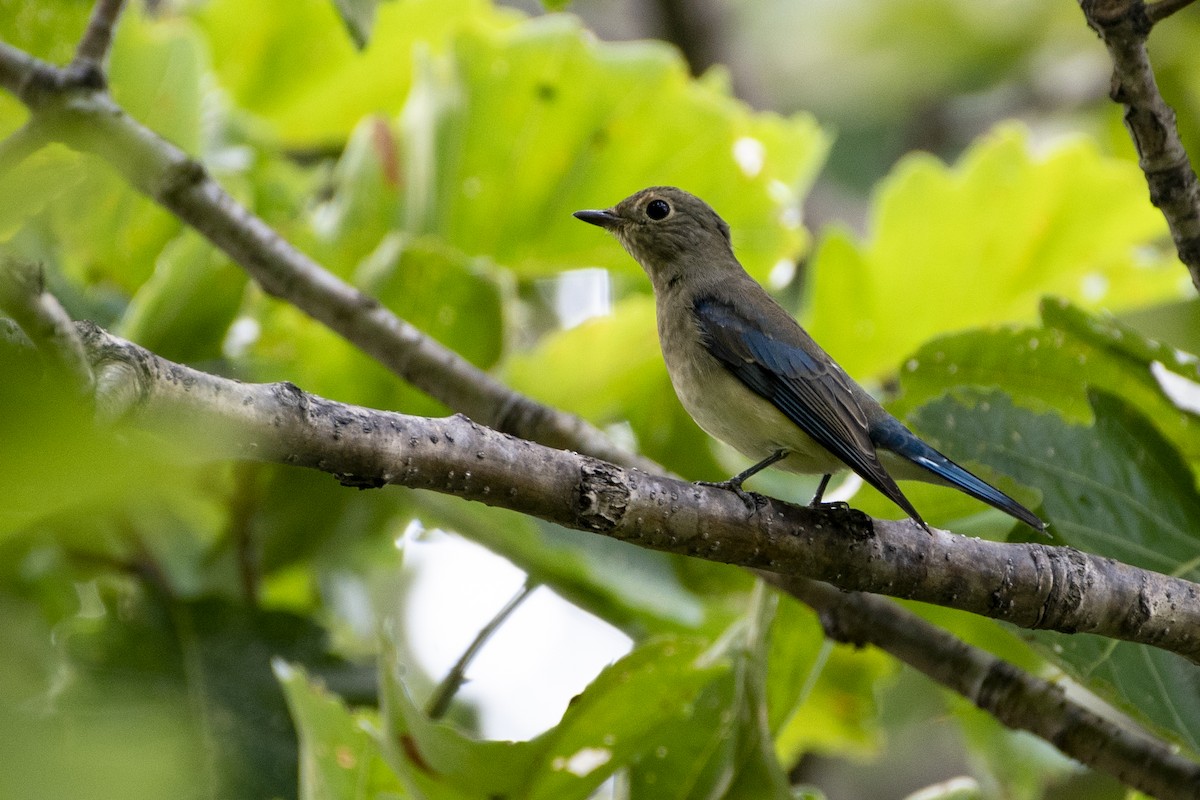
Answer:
top-left (693, 295), bottom-right (924, 525)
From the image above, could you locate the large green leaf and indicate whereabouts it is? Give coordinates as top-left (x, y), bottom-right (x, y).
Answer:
top-left (805, 124), bottom-right (1185, 380)
top-left (0, 588), bottom-right (348, 800)
top-left (0, 0), bottom-right (91, 64)
top-left (117, 230), bottom-right (248, 363)
top-left (192, 0), bottom-right (520, 145)
top-left (399, 14), bottom-right (829, 280)
top-left (379, 634), bottom-right (728, 799)
top-left (894, 299), bottom-right (1200, 465)
top-left (910, 389), bottom-right (1200, 751)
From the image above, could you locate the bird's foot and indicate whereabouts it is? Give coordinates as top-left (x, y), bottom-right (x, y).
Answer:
top-left (697, 478), bottom-right (759, 512)
top-left (808, 499), bottom-right (851, 514)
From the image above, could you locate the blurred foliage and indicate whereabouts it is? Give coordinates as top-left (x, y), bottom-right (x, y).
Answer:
top-left (2, 0), bottom-right (1200, 798)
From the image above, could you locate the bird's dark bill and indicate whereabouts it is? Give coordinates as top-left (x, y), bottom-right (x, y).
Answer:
top-left (573, 209), bottom-right (621, 228)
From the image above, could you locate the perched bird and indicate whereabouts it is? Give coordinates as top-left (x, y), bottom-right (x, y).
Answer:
top-left (575, 186), bottom-right (1044, 533)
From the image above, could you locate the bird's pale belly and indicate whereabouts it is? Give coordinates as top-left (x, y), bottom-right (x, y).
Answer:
top-left (663, 342), bottom-right (845, 476)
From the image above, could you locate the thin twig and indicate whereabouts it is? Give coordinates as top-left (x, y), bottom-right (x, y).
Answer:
top-left (73, 0), bottom-right (128, 71)
top-left (1146, 0), bottom-right (1197, 24)
top-left (425, 580), bottom-right (537, 720)
top-left (766, 575), bottom-right (1200, 800)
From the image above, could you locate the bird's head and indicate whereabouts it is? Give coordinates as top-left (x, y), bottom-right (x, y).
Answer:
top-left (574, 186), bottom-right (735, 287)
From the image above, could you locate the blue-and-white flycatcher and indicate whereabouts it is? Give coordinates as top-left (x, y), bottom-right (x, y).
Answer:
top-left (575, 186), bottom-right (1044, 532)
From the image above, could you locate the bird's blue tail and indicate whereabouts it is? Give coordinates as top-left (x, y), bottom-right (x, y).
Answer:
top-left (871, 418), bottom-right (1045, 533)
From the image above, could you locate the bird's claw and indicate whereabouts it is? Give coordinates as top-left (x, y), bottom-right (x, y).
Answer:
top-left (697, 478), bottom-right (759, 512)
top-left (808, 499), bottom-right (851, 514)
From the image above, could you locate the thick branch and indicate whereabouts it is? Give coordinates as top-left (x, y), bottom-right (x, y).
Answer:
top-left (1079, 0), bottom-right (1200, 290)
top-left (769, 576), bottom-right (1200, 800)
top-left (74, 322), bottom-right (1200, 666)
top-left (0, 43), bottom-right (660, 474)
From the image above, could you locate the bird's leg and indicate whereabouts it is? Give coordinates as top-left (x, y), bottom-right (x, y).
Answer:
top-left (698, 449), bottom-right (789, 510)
top-left (810, 473), bottom-right (832, 505)
top-left (808, 473), bottom-right (851, 513)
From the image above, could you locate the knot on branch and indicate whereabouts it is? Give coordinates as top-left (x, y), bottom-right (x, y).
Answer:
top-left (1082, 0), bottom-right (1152, 36)
top-left (576, 461), bottom-right (629, 531)
top-left (76, 320), bottom-right (153, 422)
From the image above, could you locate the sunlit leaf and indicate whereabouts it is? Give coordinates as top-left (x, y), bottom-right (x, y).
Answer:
top-left (401, 14), bottom-right (828, 281)
top-left (192, 0), bottom-right (521, 145)
top-left (806, 124), bottom-right (1185, 379)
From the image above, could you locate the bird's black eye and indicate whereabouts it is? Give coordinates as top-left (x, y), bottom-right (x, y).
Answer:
top-left (646, 199), bottom-right (671, 220)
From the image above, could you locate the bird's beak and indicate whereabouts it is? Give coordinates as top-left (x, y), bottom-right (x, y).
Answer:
top-left (573, 208), bottom-right (621, 229)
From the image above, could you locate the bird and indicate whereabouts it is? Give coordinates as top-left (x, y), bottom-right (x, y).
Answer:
top-left (574, 186), bottom-right (1045, 533)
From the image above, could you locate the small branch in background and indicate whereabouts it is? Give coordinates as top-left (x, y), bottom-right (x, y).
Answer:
top-left (1146, 0), bottom-right (1197, 23)
top-left (0, 121), bottom-right (49, 175)
top-left (0, 260), bottom-right (94, 395)
top-left (768, 575), bottom-right (1200, 800)
top-left (649, 0), bottom-right (725, 76)
top-left (426, 580), bottom-right (537, 720)
top-left (72, 0), bottom-right (128, 75)
top-left (1079, 0), bottom-right (1200, 290)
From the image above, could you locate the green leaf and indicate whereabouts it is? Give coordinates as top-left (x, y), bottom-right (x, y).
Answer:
top-left (769, 596), bottom-right (889, 762)
top-left (910, 389), bottom-right (1200, 750)
top-left (109, 10), bottom-right (207, 156)
top-left (805, 123), bottom-right (1185, 380)
top-left (379, 634), bottom-right (728, 799)
top-left (401, 14), bottom-right (828, 281)
top-left (892, 299), bottom-right (1200, 464)
top-left (192, 0), bottom-right (520, 145)
top-left (0, 0), bottom-right (92, 63)
top-left (277, 662), bottom-right (409, 800)
top-left (116, 231), bottom-right (248, 363)
top-left (246, 233), bottom-right (503, 414)
top-left (2, 589), bottom-right (348, 800)
top-left (626, 588), bottom-right (793, 799)
top-left (0, 145), bottom-right (84, 242)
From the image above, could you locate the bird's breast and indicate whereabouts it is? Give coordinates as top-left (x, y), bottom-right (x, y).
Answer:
top-left (655, 295), bottom-right (844, 475)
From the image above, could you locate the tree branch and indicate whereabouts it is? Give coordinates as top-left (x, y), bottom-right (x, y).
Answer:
top-left (767, 575), bottom-right (1200, 800)
top-left (70, 321), bottom-right (1200, 667)
top-left (1079, 0), bottom-right (1200, 290)
top-left (1146, 0), bottom-right (1196, 23)
top-left (72, 0), bottom-right (127, 73)
top-left (0, 40), bottom-right (661, 475)
top-left (0, 120), bottom-right (49, 175)
top-left (0, 260), bottom-right (94, 395)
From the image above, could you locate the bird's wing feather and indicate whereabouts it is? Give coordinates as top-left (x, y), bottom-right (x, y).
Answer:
top-left (693, 294), bottom-right (923, 524)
